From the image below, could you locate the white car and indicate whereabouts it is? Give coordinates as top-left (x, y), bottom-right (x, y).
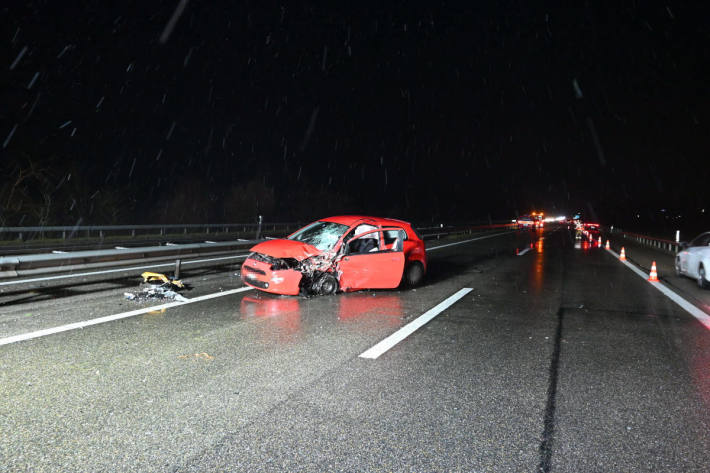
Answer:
top-left (675, 232), bottom-right (710, 288)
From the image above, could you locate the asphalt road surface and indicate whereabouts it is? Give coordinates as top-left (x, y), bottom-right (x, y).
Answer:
top-left (1, 227), bottom-right (709, 472)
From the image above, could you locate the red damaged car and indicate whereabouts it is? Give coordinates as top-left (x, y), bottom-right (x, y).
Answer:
top-left (241, 216), bottom-right (427, 296)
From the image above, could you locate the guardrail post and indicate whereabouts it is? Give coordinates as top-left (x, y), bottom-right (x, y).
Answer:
top-left (131, 229), bottom-right (135, 237)
top-left (62, 231), bottom-right (66, 240)
top-left (256, 215), bottom-right (263, 240)
top-left (174, 259), bottom-right (181, 280)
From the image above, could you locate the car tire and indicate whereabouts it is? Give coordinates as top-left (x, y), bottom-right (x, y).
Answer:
top-left (675, 258), bottom-right (682, 277)
top-left (402, 262), bottom-right (424, 288)
top-left (314, 272), bottom-right (339, 295)
top-left (698, 265), bottom-right (708, 289)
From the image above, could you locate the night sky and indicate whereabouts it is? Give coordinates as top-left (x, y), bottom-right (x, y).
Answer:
top-left (1, 1), bottom-right (708, 230)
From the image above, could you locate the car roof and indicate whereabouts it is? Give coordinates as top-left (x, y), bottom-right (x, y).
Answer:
top-left (319, 215), bottom-right (412, 227)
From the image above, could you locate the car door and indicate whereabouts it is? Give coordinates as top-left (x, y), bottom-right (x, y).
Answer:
top-left (337, 228), bottom-right (405, 291)
top-left (687, 233), bottom-right (710, 277)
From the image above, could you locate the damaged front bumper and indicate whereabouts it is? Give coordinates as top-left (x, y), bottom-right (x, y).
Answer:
top-left (241, 255), bottom-right (303, 295)
top-left (241, 252), bottom-right (339, 296)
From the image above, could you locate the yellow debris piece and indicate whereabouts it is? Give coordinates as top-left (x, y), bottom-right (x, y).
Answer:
top-left (178, 352), bottom-right (214, 360)
top-left (141, 271), bottom-right (184, 288)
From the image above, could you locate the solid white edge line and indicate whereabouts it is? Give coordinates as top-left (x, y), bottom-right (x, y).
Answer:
top-left (0, 254), bottom-right (250, 287)
top-left (0, 286), bottom-right (254, 347)
top-left (605, 248), bottom-right (710, 330)
top-left (359, 287), bottom-right (473, 359)
top-left (426, 231), bottom-right (515, 252)
top-left (517, 247), bottom-right (532, 256)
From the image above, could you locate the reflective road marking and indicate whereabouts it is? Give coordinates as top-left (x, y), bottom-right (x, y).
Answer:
top-left (517, 247), bottom-right (533, 256)
top-left (427, 231), bottom-right (515, 252)
top-left (359, 287), bottom-right (473, 359)
top-left (0, 287), bottom-right (254, 346)
top-left (606, 248), bottom-right (710, 330)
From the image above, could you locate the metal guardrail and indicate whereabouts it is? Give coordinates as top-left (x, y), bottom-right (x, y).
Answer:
top-left (0, 239), bottom-right (261, 278)
top-left (0, 221), bottom-right (517, 284)
top-left (0, 220), bottom-right (301, 241)
top-left (611, 229), bottom-right (681, 254)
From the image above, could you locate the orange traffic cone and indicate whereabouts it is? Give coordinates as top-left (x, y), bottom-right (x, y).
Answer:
top-left (605, 240), bottom-right (610, 250)
top-left (620, 247), bottom-right (626, 261)
top-left (648, 261), bottom-right (659, 282)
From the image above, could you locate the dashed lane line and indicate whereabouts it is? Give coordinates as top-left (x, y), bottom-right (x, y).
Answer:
top-left (359, 287), bottom-right (473, 359)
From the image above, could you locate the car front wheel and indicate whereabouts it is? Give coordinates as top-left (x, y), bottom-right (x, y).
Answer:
top-left (698, 265), bottom-right (708, 289)
top-left (313, 272), bottom-right (339, 295)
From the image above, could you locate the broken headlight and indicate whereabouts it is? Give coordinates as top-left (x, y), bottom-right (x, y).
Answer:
top-left (248, 252), bottom-right (297, 270)
top-left (270, 257), bottom-right (300, 271)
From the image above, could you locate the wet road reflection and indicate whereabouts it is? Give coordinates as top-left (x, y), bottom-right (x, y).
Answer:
top-left (337, 292), bottom-right (403, 327)
top-left (531, 236), bottom-right (545, 293)
top-left (239, 291), bottom-right (405, 343)
top-left (690, 329), bottom-right (710, 410)
top-left (240, 294), bottom-right (302, 343)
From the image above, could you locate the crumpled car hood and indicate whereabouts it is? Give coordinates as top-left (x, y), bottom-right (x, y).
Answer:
top-left (249, 239), bottom-right (322, 260)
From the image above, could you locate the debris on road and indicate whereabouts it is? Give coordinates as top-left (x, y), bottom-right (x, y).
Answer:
top-left (141, 271), bottom-right (184, 288)
top-left (123, 271), bottom-right (189, 302)
top-left (178, 352), bottom-right (213, 360)
top-left (124, 284), bottom-right (189, 302)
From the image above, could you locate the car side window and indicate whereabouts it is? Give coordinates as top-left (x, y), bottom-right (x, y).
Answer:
top-left (347, 237), bottom-right (379, 254)
top-left (346, 228), bottom-right (404, 254)
top-left (382, 229), bottom-right (406, 251)
top-left (691, 234), bottom-right (710, 247)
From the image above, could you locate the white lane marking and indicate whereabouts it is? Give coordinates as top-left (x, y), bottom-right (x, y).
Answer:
top-left (426, 231), bottom-right (515, 252)
top-left (606, 248), bottom-right (710, 330)
top-left (359, 287), bottom-right (473, 359)
top-left (0, 254), bottom-right (250, 287)
top-left (0, 287), bottom-right (254, 347)
top-left (517, 247), bottom-right (532, 256)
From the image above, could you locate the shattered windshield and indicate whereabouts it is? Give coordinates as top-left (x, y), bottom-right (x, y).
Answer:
top-left (288, 221), bottom-right (349, 251)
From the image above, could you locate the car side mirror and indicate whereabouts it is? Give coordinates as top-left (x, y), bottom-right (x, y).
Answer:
top-left (678, 242), bottom-right (688, 250)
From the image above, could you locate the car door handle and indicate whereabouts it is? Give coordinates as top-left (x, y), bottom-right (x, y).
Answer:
top-left (344, 257), bottom-right (349, 261)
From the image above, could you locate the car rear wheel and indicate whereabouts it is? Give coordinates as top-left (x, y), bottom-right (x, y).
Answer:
top-left (698, 265), bottom-right (708, 289)
top-left (402, 262), bottom-right (424, 288)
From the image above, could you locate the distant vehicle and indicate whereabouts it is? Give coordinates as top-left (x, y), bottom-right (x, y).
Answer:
top-left (583, 222), bottom-right (601, 235)
top-left (516, 216), bottom-right (534, 228)
top-left (241, 216), bottom-right (427, 295)
top-left (517, 212), bottom-right (544, 229)
top-left (675, 232), bottom-right (710, 288)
